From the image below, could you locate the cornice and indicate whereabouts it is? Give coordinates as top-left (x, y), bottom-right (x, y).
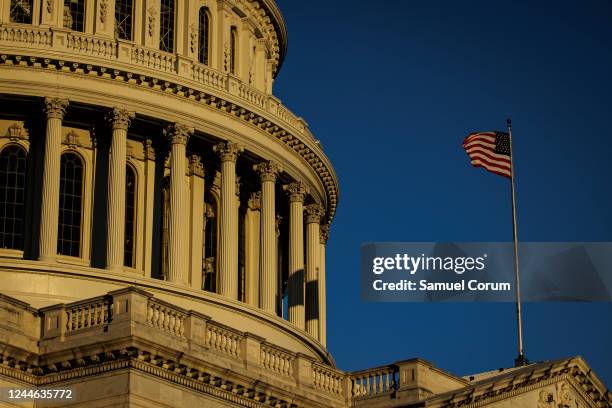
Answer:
top-left (0, 50), bottom-right (338, 227)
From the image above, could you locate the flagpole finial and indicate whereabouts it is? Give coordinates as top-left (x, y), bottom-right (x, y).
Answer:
top-left (506, 118), bottom-right (512, 129)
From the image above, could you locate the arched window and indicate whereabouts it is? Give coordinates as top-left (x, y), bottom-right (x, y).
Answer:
top-left (58, 152), bottom-right (84, 257)
top-left (115, 0), bottom-right (134, 41)
top-left (159, 0), bottom-right (175, 53)
top-left (203, 198), bottom-right (218, 292)
top-left (198, 7), bottom-right (211, 65)
top-left (63, 0), bottom-right (85, 32)
top-left (10, 0), bottom-right (33, 24)
top-left (160, 176), bottom-right (170, 278)
top-left (238, 207), bottom-right (246, 301)
top-left (230, 27), bottom-right (238, 74)
top-left (124, 165), bottom-right (137, 267)
top-left (0, 145), bottom-right (27, 250)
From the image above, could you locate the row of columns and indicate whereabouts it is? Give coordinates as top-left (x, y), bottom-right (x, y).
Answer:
top-left (37, 98), bottom-right (329, 343)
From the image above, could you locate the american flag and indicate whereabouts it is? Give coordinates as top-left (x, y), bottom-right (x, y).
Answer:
top-left (463, 131), bottom-right (512, 178)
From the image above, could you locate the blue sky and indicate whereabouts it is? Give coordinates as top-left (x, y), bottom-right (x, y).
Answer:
top-left (274, 0), bottom-right (612, 384)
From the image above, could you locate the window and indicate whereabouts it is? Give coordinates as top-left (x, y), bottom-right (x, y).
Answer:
top-left (161, 176), bottom-right (170, 278)
top-left (115, 0), bottom-right (134, 40)
top-left (230, 27), bottom-right (238, 74)
top-left (10, 0), bottom-right (33, 24)
top-left (0, 145), bottom-right (27, 250)
top-left (203, 198), bottom-right (218, 292)
top-left (124, 165), bottom-right (136, 267)
top-left (198, 7), bottom-right (211, 65)
top-left (58, 152), bottom-right (84, 257)
top-left (159, 0), bottom-right (175, 53)
top-left (63, 0), bottom-right (85, 32)
top-left (238, 207), bottom-right (245, 301)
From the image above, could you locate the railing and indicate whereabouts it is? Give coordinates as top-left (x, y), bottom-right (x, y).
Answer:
top-left (191, 63), bottom-right (227, 91)
top-left (206, 324), bottom-right (241, 359)
top-left (238, 83), bottom-right (266, 109)
top-left (0, 23), bottom-right (311, 138)
top-left (131, 46), bottom-right (177, 73)
top-left (146, 300), bottom-right (186, 337)
top-left (66, 299), bottom-right (112, 332)
top-left (0, 25), bottom-right (51, 47)
top-left (67, 33), bottom-right (116, 59)
top-left (312, 362), bottom-right (344, 397)
top-left (350, 365), bottom-right (398, 398)
top-left (261, 344), bottom-right (294, 377)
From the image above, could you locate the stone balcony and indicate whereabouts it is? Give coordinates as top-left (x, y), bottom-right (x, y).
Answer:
top-left (0, 288), bottom-right (609, 407)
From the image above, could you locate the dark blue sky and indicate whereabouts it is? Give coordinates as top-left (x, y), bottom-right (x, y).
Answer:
top-left (274, 0), bottom-right (612, 384)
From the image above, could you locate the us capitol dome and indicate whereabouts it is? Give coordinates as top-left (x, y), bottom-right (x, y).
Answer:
top-left (0, 1), bottom-right (609, 407)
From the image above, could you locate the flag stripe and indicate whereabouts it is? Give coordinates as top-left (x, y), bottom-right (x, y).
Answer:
top-left (463, 131), bottom-right (512, 179)
top-left (465, 147), bottom-right (512, 163)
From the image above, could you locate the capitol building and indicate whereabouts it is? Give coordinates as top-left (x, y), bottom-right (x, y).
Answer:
top-left (0, 0), bottom-right (609, 407)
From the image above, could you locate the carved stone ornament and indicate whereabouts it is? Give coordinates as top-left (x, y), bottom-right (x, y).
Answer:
top-left (223, 42), bottom-right (231, 72)
top-left (144, 139), bottom-right (155, 161)
top-left (63, 131), bottom-right (81, 148)
top-left (46, 0), bottom-right (53, 14)
top-left (248, 191), bottom-right (261, 211)
top-left (164, 123), bottom-right (194, 145)
top-left (6, 123), bottom-right (28, 141)
top-left (43, 97), bottom-right (69, 120)
top-left (283, 181), bottom-right (308, 203)
top-left (556, 382), bottom-right (573, 408)
top-left (99, 0), bottom-right (109, 23)
top-left (213, 141), bottom-right (243, 163)
top-left (304, 204), bottom-right (324, 224)
top-left (190, 23), bottom-right (198, 54)
top-left (275, 214), bottom-right (282, 237)
top-left (253, 161), bottom-right (280, 183)
top-left (235, 176), bottom-right (241, 196)
top-left (147, 7), bottom-right (157, 37)
top-left (320, 224), bottom-right (330, 244)
top-left (189, 154), bottom-right (205, 178)
top-left (107, 108), bottom-right (135, 130)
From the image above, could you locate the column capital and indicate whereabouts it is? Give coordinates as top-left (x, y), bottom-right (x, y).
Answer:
top-left (254, 160), bottom-right (281, 183)
top-left (43, 97), bottom-right (69, 120)
top-left (248, 191), bottom-right (261, 211)
top-left (107, 108), bottom-right (135, 130)
top-left (320, 224), bottom-right (330, 244)
top-left (214, 141), bottom-right (243, 163)
top-left (164, 123), bottom-right (194, 145)
top-left (188, 154), bottom-right (205, 178)
top-left (304, 204), bottom-right (324, 224)
top-left (283, 181), bottom-right (308, 203)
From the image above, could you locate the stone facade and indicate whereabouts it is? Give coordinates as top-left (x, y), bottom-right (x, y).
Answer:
top-left (0, 1), bottom-right (609, 407)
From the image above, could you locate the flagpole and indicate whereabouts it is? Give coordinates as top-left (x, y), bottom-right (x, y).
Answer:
top-left (507, 118), bottom-right (527, 367)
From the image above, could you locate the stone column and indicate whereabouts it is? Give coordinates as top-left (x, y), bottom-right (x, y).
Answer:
top-left (164, 123), bottom-right (194, 284)
top-left (213, 141), bottom-right (243, 298)
top-left (39, 97), bottom-right (69, 261)
top-left (305, 204), bottom-right (323, 339)
top-left (105, 108), bottom-right (135, 271)
top-left (189, 155), bottom-right (205, 290)
top-left (284, 182), bottom-right (307, 329)
top-left (319, 224), bottom-right (329, 347)
top-left (254, 161), bottom-right (280, 314)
